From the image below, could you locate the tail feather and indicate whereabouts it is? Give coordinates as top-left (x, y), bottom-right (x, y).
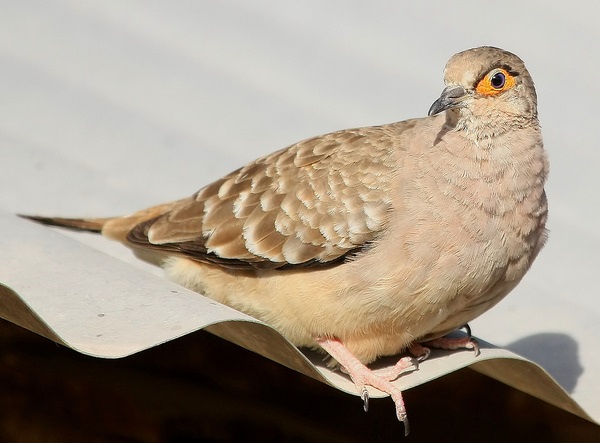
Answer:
top-left (19, 198), bottom-right (188, 244)
top-left (18, 214), bottom-right (113, 233)
top-left (18, 199), bottom-right (185, 242)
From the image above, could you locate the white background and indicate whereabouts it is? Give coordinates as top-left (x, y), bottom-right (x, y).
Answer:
top-left (1, 1), bottom-right (598, 420)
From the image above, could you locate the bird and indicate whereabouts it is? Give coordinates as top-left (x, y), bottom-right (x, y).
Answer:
top-left (22, 46), bottom-right (548, 436)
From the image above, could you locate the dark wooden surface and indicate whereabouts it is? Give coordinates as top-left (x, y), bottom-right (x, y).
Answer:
top-left (0, 318), bottom-right (598, 442)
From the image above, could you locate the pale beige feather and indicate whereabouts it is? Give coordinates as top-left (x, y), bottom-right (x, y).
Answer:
top-left (124, 127), bottom-right (400, 270)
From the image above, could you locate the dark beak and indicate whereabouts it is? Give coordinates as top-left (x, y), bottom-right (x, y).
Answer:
top-left (428, 86), bottom-right (467, 116)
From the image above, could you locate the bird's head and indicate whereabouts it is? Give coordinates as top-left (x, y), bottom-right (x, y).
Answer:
top-left (428, 46), bottom-right (538, 138)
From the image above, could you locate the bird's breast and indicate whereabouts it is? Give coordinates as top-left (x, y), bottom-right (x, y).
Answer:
top-left (350, 126), bottom-right (548, 335)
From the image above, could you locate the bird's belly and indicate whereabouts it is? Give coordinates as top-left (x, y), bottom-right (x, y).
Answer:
top-left (339, 212), bottom-right (538, 351)
top-left (163, 209), bottom-right (539, 364)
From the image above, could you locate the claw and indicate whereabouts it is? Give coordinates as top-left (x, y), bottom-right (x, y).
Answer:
top-left (401, 415), bottom-right (410, 437)
top-left (416, 347), bottom-right (430, 362)
top-left (409, 356), bottom-right (420, 370)
top-left (390, 389), bottom-right (409, 436)
top-left (462, 323), bottom-right (472, 338)
top-left (469, 338), bottom-right (481, 357)
top-left (408, 342), bottom-right (431, 362)
top-left (361, 388), bottom-right (369, 412)
top-left (461, 324), bottom-right (480, 356)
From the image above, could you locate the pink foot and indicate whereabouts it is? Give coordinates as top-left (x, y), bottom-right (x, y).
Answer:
top-left (374, 355), bottom-right (418, 381)
top-left (316, 336), bottom-right (417, 436)
top-left (421, 324), bottom-right (480, 356)
top-left (408, 342), bottom-right (432, 361)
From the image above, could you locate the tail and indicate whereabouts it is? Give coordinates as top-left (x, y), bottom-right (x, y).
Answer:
top-left (19, 199), bottom-right (186, 243)
top-left (19, 212), bottom-right (169, 267)
top-left (18, 214), bottom-right (113, 233)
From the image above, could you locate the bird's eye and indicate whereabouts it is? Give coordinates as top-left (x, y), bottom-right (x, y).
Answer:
top-left (490, 72), bottom-right (506, 89)
top-left (476, 68), bottom-right (515, 96)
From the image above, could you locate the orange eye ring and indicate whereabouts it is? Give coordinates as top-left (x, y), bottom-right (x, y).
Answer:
top-left (476, 68), bottom-right (515, 96)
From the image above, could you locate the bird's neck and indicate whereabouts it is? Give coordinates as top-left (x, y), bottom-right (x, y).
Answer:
top-left (458, 112), bottom-right (539, 142)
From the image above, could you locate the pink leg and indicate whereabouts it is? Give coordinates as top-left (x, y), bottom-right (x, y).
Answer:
top-left (316, 336), bottom-right (417, 436)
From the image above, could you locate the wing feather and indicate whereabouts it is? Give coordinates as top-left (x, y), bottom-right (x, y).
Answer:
top-left (126, 125), bottom-right (402, 270)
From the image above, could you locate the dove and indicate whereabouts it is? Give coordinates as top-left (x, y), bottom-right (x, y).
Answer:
top-left (22, 46), bottom-right (548, 435)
